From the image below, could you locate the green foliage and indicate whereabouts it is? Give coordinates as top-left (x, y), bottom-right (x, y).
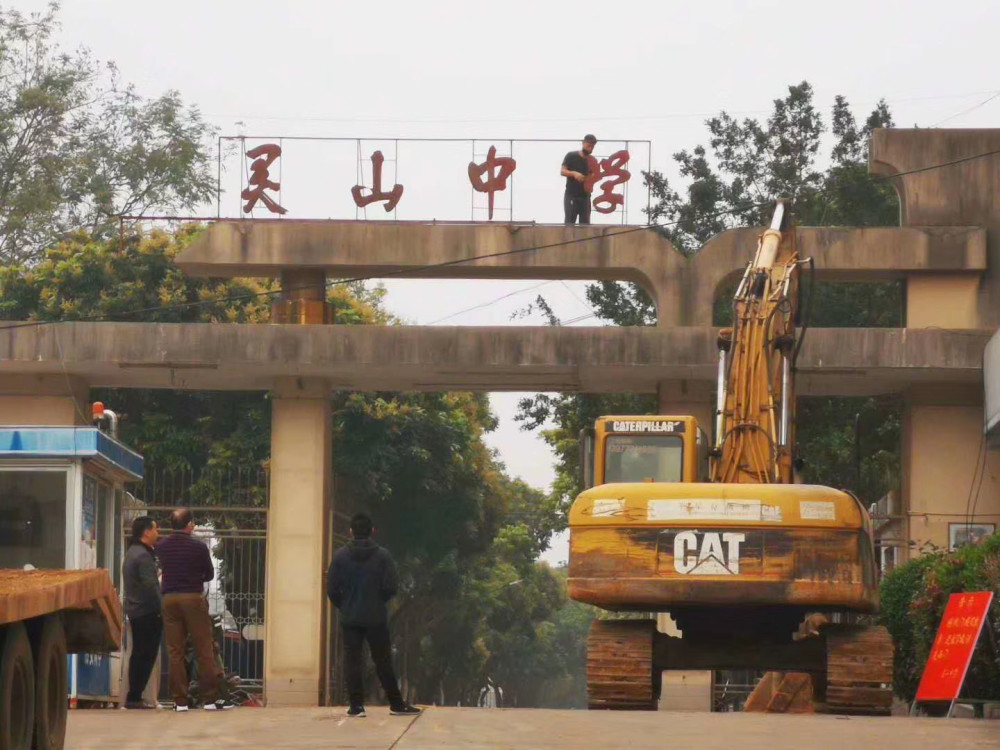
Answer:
top-left (332, 390), bottom-right (590, 706)
top-left (0, 3), bottom-right (216, 265)
top-left (520, 82), bottom-right (905, 518)
top-left (880, 535), bottom-right (1000, 702)
top-left (795, 396), bottom-right (901, 507)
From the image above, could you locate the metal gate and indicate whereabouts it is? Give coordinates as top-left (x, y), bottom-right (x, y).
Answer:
top-left (124, 466), bottom-right (269, 702)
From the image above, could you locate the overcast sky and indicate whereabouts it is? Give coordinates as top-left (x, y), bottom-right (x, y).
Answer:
top-left (30, 0), bottom-right (1000, 564)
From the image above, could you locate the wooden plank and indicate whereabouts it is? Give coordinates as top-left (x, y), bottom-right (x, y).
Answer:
top-left (767, 673), bottom-right (814, 714)
top-left (0, 570), bottom-right (122, 653)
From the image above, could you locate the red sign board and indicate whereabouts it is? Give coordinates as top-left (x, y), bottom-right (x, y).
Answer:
top-left (915, 591), bottom-right (994, 702)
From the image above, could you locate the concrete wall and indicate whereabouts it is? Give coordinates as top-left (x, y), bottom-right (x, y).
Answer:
top-left (0, 375), bottom-right (90, 426)
top-left (902, 391), bottom-right (999, 555)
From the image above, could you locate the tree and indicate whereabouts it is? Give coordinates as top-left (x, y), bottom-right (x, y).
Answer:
top-left (520, 82), bottom-right (904, 521)
top-left (0, 3), bottom-right (216, 265)
top-left (3, 227), bottom-right (581, 706)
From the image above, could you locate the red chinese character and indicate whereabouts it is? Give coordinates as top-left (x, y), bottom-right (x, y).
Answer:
top-left (583, 150), bottom-right (631, 215)
top-left (351, 151), bottom-right (404, 212)
top-left (242, 143), bottom-right (287, 215)
top-left (468, 145), bottom-right (516, 220)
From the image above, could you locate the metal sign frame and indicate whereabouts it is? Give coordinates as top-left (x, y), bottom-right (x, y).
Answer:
top-left (217, 135), bottom-right (653, 224)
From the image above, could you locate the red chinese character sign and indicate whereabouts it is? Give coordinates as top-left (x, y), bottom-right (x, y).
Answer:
top-left (352, 150), bottom-right (404, 212)
top-left (227, 137), bottom-right (650, 222)
top-left (915, 591), bottom-right (994, 704)
top-left (468, 145), bottom-right (516, 220)
top-left (584, 150), bottom-right (631, 214)
top-left (242, 144), bottom-right (287, 215)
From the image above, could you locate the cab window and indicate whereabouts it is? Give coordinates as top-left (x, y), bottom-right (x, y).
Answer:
top-left (604, 435), bottom-right (683, 483)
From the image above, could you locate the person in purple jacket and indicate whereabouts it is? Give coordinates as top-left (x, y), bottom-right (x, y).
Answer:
top-left (157, 508), bottom-right (234, 711)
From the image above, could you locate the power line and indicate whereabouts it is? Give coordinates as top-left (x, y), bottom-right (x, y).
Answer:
top-left (932, 90), bottom-right (1000, 127)
top-left (426, 280), bottom-right (554, 325)
top-left (202, 88), bottom-right (1000, 127)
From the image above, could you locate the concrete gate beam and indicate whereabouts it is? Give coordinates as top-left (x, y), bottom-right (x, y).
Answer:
top-left (175, 221), bottom-right (985, 328)
top-left (0, 322), bottom-right (988, 396)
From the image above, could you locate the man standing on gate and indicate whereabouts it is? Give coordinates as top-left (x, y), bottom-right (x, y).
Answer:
top-left (561, 134), bottom-right (597, 224)
top-left (157, 508), bottom-right (235, 711)
top-left (123, 516), bottom-right (161, 709)
top-left (327, 513), bottom-right (420, 718)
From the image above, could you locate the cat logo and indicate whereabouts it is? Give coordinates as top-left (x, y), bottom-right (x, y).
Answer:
top-left (673, 531), bottom-right (746, 575)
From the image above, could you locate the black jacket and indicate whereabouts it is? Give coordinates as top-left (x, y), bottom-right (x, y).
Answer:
top-left (123, 542), bottom-right (162, 619)
top-left (326, 539), bottom-right (398, 627)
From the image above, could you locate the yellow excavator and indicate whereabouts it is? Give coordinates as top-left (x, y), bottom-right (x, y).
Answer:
top-left (567, 200), bottom-right (892, 714)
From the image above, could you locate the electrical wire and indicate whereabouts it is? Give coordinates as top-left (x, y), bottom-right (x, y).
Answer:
top-left (426, 280), bottom-right (553, 325)
top-left (931, 90), bottom-right (1000, 128)
top-left (963, 434), bottom-right (986, 525)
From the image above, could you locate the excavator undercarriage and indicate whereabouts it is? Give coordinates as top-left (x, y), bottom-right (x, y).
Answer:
top-left (585, 618), bottom-right (893, 714)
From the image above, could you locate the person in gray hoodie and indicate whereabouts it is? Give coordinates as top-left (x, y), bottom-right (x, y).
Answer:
top-left (327, 512), bottom-right (420, 718)
top-left (123, 516), bottom-right (162, 709)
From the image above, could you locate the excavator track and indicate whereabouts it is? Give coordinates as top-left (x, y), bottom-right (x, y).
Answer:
top-left (586, 619), bottom-right (659, 710)
top-left (820, 624), bottom-right (894, 715)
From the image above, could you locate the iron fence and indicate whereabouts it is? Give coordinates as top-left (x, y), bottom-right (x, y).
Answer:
top-left (124, 465), bottom-right (270, 703)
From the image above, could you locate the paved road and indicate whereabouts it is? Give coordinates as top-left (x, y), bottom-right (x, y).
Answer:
top-left (67, 706), bottom-right (1000, 750)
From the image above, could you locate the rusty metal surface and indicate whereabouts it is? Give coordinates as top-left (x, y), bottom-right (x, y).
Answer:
top-left (569, 525), bottom-right (877, 611)
top-left (820, 624), bottom-right (894, 715)
top-left (586, 620), bottom-right (659, 710)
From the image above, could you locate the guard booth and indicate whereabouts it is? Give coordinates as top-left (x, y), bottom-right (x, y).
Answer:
top-left (0, 420), bottom-right (143, 704)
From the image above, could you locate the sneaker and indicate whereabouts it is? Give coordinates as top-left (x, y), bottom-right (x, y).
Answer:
top-left (389, 704), bottom-right (421, 716)
top-left (123, 700), bottom-right (155, 710)
top-left (173, 704), bottom-right (189, 713)
top-left (346, 705), bottom-right (366, 718)
top-left (203, 699), bottom-right (237, 711)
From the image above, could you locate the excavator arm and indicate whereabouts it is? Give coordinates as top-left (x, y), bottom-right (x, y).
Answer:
top-left (710, 199), bottom-right (801, 485)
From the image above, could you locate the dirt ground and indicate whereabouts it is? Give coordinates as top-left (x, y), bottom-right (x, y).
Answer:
top-left (66, 706), bottom-right (1000, 750)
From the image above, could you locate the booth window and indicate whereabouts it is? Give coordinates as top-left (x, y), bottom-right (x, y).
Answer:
top-left (0, 471), bottom-right (68, 569)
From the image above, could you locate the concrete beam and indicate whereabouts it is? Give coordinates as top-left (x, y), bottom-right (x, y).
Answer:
top-left (871, 128), bottom-right (1000, 326)
top-left (0, 322), bottom-right (988, 396)
top-left (175, 221), bottom-right (985, 327)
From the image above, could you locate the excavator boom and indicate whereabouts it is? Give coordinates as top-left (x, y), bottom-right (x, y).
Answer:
top-left (711, 199), bottom-right (799, 485)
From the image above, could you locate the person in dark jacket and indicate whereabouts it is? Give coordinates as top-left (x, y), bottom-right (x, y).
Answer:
top-left (327, 513), bottom-right (420, 718)
top-left (560, 134), bottom-right (597, 224)
top-left (123, 516), bottom-right (161, 709)
top-left (157, 508), bottom-right (234, 711)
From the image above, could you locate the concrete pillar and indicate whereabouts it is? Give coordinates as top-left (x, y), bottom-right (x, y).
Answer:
top-left (275, 268), bottom-right (328, 324)
top-left (902, 386), bottom-right (1000, 559)
top-left (0, 375), bottom-right (90, 426)
top-left (656, 380), bottom-right (715, 435)
top-left (265, 377), bottom-right (331, 706)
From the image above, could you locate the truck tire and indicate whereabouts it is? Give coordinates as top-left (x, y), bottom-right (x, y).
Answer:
top-left (33, 617), bottom-right (67, 750)
top-left (0, 623), bottom-right (35, 750)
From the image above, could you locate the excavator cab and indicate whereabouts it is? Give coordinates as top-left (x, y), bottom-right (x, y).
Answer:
top-left (579, 416), bottom-right (709, 489)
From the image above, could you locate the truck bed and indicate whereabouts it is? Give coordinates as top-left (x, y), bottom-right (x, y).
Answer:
top-left (0, 569), bottom-right (122, 652)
